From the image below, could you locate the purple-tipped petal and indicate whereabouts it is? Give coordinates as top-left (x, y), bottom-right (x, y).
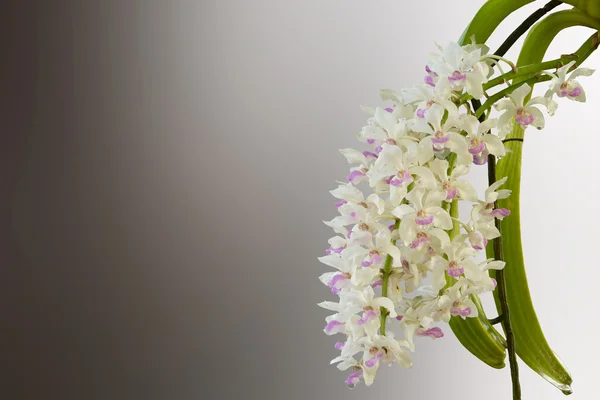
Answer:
top-left (365, 351), bottom-right (384, 368)
top-left (325, 320), bottom-right (346, 334)
top-left (451, 307), bottom-right (472, 317)
top-left (415, 214), bottom-right (434, 226)
top-left (416, 327), bottom-right (444, 339)
top-left (363, 151), bottom-right (378, 160)
top-left (448, 71), bottom-right (466, 83)
top-left (473, 153), bottom-right (487, 165)
top-left (365, 358), bottom-right (378, 368)
top-left (367, 138), bottom-right (376, 145)
top-left (410, 236), bottom-right (430, 249)
top-left (371, 280), bottom-right (383, 288)
top-left (384, 107), bottom-right (394, 113)
top-left (490, 208), bottom-right (510, 218)
top-left (447, 266), bottom-right (464, 277)
top-left (328, 273), bottom-right (347, 289)
top-left (468, 141), bottom-right (486, 155)
top-left (347, 170), bottom-right (366, 184)
top-left (357, 310), bottom-right (378, 326)
top-left (345, 372), bottom-right (362, 388)
top-left (416, 109), bottom-right (426, 119)
top-left (424, 76), bottom-right (435, 87)
top-left (390, 171), bottom-right (413, 187)
top-left (446, 187), bottom-right (458, 201)
top-left (568, 86), bottom-right (582, 97)
top-left (515, 109), bottom-right (535, 127)
top-left (335, 200), bottom-right (347, 208)
top-left (431, 135), bottom-right (450, 145)
top-left (335, 341), bottom-right (345, 350)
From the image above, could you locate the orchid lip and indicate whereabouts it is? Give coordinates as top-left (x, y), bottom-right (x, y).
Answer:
top-left (451, 307), bottom-right (472, 317)
top-left (325, 320), bottom-right (345, 333)
top-left (363, 151), bottom-right (378, 160)
top-left (390, 172), bottom-right (413, 187)
top-left (410, 236), bottom-right (430, 249)
top-left (335, 200), bottom-right (347, 208)
top-left (416, 327), bottom-right (444, 339)
top-left (446, 187), bottom-right (457, 201)
top-left (330, 246), bottom-right (344, 254)
top-left (515, 112), bottom-right (535, 127)
top-left (447, 266), bottom-right (464, 277)
top-left (347, 170), bottom-right (366, 184)
top-left (473, 154), bottom-right (487, 165)
top-left (328, 273), bottom-right (347, 288)
top-left (345, 372), bottom-right (362, 387)
top-left (468, 142), bottom-right (486, 155)
top-left (415, 214), bottom-right (434, 226)
top-left (448, 71), bottom-right (467, 82)
top-left (357, 310), bottom-right (377, 325)
top-left (431, 135), bottom-right (449, 145)
top-left (490, 208), bottom-right (511, 218)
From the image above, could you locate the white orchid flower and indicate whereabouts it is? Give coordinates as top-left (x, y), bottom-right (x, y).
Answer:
top-left (545, 60), bottom-right (595, 104)
top-left (494, 83), bottom-right (550, 135)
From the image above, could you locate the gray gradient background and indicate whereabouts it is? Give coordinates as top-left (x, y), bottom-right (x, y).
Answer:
top-left (1, 1), bottom-right (599, 399)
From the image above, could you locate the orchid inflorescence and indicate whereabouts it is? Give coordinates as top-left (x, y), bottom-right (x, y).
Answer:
top-left (318, 38), bottom-right (594, 389)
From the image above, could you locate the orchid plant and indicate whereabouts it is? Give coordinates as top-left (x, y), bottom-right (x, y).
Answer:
top-left (318, 1), bottom-right (600, 399)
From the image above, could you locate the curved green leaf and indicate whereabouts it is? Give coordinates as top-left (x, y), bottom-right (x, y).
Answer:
top-left (490, 9), bottom-right (600, 395)
top-left (458, 0), bottom-right (535, 45)
top-left (562, 0), bottom-right (600, 19)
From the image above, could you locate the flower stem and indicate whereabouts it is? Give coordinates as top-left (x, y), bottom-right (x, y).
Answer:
top-left (484, 54), bottom-right (576, 89)
top-left (472, 97), bottom-right (521, 400)
top-left (488, 153), bottom-right (521, 400)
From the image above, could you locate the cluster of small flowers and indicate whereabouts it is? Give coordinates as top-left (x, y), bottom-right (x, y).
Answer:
top-left (319, 41), bottom-right (594, 388)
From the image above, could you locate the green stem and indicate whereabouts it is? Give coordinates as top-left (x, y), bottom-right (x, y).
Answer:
top-left (485, 54), bottom-right (577, 89)
top-left (471, 97), bottom-right (521, 398)
top-left (489, 153), bottom-right (521, 400)
top-left (459, 55), bottom-right (575, 105)
top-left (380, 219), bottom-right (400, 335)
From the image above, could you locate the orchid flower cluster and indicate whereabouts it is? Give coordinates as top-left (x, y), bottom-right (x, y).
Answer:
top-left (318, 41), bottom-right (594, 388)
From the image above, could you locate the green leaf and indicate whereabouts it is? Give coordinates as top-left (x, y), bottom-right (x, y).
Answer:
top-left (489, 9), bottom-right (600, 395)
top-left (458, 0), bottom-right (535, 46)
top-left (562, 0), bottom-right (600, 19)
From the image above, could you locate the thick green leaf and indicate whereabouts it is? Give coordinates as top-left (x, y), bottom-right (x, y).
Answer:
top-left (458, 0), bottom-right (535, 45)
top-left (562, 0), bottom-right (600, 19)
top-left (489, 9), bottom-right (600, 395)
